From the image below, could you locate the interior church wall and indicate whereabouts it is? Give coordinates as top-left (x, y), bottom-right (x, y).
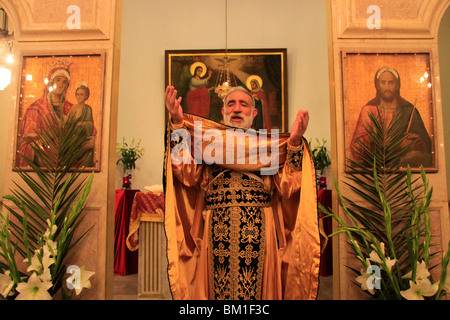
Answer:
top-left (0, 0), bottom-right (121, 299)
top-left (0, 85), bottom-right (11, 191)
top-left (115, 0), bottom-right (331, 192)
top-left (439, 8), bottom-right (450, 201)
top-left (0, 0), bottom-right (447, 301)
top-left (328, 0), bottom-right (450, 299)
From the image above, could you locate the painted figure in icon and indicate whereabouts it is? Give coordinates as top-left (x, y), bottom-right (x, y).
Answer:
top-left (17, 64), bottom-right (73, 167)
top-left (247, 75), bottom-right (272, 130)
top-left (67, 82), bottom-right (97, 167)
top-left (350, 66), bottom-right (432, 168)
top-left (185, 62), bottom-right (214, 118)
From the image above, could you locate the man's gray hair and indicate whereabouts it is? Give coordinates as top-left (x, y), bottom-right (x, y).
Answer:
top-left (223, 86), bottom-right (256, 108)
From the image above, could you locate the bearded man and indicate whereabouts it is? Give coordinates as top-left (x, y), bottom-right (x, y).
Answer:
top-left (163, 85), bottom-right (320, 300)
top-left (350, 67), bottom-right (432, 167)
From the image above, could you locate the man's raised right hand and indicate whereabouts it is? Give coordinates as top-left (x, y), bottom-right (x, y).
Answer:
top-left (165, 85), bottom-right (183, 124)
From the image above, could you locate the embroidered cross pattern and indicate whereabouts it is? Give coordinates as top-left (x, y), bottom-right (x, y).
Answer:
top-left (239, 244), bottom-right (259, 265)
top-left (208, 167), bottom-right (266, 300)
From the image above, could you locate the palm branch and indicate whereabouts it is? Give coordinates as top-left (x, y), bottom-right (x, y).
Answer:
top-left (344, 108), bottom-right (419, 263)
top-left (320, 106), bottom-right (440, 299)
top-left (2, 112), bottom-right (94, 296)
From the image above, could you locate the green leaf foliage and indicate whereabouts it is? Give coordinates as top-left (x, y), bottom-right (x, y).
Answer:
top-left (116, 137), bottom-right (145, 174)
top-left (321, 107), bottom-right (449, 299)
top-left (1, 112), bottom-right (94, 298)
top-left (308, 138), bottom-right (331, 175)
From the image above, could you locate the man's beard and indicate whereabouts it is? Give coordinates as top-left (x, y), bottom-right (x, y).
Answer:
top-left (223, 113), bottom-right (254, 129)
top-left (378, 90), bottom-right (398, 103)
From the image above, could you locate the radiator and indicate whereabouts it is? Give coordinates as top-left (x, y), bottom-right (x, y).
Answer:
top-left (137, 217), bottom-right (171, 299)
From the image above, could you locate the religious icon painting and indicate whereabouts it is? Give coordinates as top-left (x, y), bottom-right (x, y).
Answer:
top-left (342, 50), bottom-right (437, 172)
top-left (165, 49), bottom-right (288, 132)
top-left (14, 52), bottom-right (105, 172)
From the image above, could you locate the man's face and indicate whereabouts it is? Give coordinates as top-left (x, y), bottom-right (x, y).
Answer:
top-left (52, 75), bottom-right (69, 95)
top-left (376, 71), bottom-right (399, 103)
top-left (222, 91), bottom-right (257, 129)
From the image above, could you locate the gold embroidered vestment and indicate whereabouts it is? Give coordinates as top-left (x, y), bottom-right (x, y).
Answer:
top-left (164, 114), bottom-right (320, 300)
top-left (207, 167), bottom-right (269, 299)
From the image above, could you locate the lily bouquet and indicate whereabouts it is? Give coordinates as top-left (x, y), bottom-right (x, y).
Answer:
top-left (0, 206), bottom-right (95, 299)
top-left (116, 138), bottom-right (145, 174)
top-left (320, 109), bottom-right (450, 300)
top-left (0, 114), bottom-right (95, 299)
top-left (309, 138), bottom-right (332, 176)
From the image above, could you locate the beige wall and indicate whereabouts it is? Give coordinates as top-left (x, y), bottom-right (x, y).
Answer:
top-left (328, 0), bottom-right (450, 300)
top-left (0, 84), bottom-right (11, 192)
top-left (0, 0), bottom-right (447, 301)
top-left (439, 8), bottom-right (450, 201)
top-left (0, 0), bottom-right (121, 299)
top-left (116, 0), bottom-right (331, 191)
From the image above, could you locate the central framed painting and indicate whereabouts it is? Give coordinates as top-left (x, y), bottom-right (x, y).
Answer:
top-left (165, 49), bottom-right (288, 132)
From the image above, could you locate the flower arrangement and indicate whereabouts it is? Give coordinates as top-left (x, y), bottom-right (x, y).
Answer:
top-left (0, 114), bottom-right (95, 300)
top-left (116, 138), bottom-right (145, 174)
top-left (309, 138), bottom-right (331, 176)
top-left (320, 109), bottom-right (450, 300)
top-left (0, 207), bottom-right (95, 299)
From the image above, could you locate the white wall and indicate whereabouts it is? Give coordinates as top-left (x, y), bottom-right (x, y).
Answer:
top-left (116, 0), bottom-right (331, 191)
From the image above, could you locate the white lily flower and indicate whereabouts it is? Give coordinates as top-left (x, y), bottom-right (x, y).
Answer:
top-left (403, 261), bottom-right (430, 280)
top-left (39, 268), bottom-right (52, 283)
top-left (0, 271), bottom-right (14, 298)
top-left (44, 239), bottom-right (58, 257)
top-left (15, 273), bottom-right (52, 300)
top-left (400, 278), bottom-right (439, 300)
top-left (26, 250), bottom-right (55, 274)
top-left (355, 268), bottom-right (376, 295)
top-left (384, 257), bottom-right (397, 271)
top-left (369, 242), bottom-right (385, 264)
top-left (67, 266), bottom-right (95, 295)
top-left (43, 219), bottom-right (57, 239)
top-left (25, 254), bottom-right (40, 274)
top-left (369, 243), bottom-right (397, 271)
top-left (369, 250), bottom-right (382, 264)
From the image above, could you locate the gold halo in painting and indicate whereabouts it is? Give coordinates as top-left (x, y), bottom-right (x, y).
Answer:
top-left (190, 62), bottom-right (207, 77)
top-left (246, 75), bottom-right (263, 90)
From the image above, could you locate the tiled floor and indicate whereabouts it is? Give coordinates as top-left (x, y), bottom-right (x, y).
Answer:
top-left (113, 274), bottom-right (333, 300)
top-left (317, 275), bottom-right (333, 300)
top-left (113, 273), bottom-right (138, 300)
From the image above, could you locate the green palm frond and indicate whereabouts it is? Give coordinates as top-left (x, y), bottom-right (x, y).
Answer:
top-left (320, 106), bottom-right (449, 299)
top-left (2, 112), bottom-right (94, 297)
top-left (342, 108), bottom-right (418, 263)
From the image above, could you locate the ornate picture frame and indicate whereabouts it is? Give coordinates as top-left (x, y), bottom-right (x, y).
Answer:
top-left (165, 48), bottom-right (288, 132)
top-left (14, 52), bottom-right (105, 172)
top-left (342, 50), bottom-right (437, 172)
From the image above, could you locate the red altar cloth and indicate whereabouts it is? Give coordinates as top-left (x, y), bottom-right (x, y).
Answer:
top-left (114, 189), bottom-right (139, 275)
top-left (126, 190), bottom-right (165, 251)
top-left (318, 189), bottom-right (333, 276)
